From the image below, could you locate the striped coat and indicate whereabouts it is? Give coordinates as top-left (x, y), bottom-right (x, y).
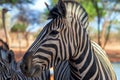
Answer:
top-left (20, 0), bottom-right (116, 80)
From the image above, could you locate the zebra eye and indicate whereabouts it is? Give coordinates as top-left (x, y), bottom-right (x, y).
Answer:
top-left (49, 30), bottom-right (59, 36)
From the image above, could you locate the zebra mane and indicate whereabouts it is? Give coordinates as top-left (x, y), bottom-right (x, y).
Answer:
top-left (48, 0), bottom-right (66, 19)
top-left (48, 0), bottom-right (89, 29)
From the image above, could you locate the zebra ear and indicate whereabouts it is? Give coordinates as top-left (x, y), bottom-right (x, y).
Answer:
top-left (0, 49), bottom-right (2, 60)
top-left (45, 2), bottom-right (50, 11)
top-left (48, 0), bottom-right (66, 19)
top-left (0, 46), bottom-right (3, 59)
top-left (0, 51), bottom-right (1, 59)
top-left (7, 50), bottom-right (14, 63)
top-left (58, 0), bottom-right (63, 3)
top-left (58, 0), bottom-right (64, 6)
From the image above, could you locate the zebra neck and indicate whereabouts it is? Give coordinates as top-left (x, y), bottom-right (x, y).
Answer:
top-left (69, 35), bottom-right (98, 75)
top-left (69, 43), bottom-right (98, 80)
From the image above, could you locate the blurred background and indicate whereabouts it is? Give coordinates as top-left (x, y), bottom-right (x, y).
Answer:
top-left (0, 0), bottom-right (120, 79)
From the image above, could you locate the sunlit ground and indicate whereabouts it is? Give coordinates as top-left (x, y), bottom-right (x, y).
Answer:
top-left (112, 62), bottom-right (120, 80)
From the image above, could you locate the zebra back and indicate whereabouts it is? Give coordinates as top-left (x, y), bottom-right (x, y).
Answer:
top-left (91, 41), bottom-right (116, 80)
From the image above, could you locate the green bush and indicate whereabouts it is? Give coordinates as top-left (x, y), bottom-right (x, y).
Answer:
top-left (11, 23), bottom-right (27, 32)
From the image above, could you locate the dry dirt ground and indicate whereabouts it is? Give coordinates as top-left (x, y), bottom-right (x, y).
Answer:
top-left (105, 43), bottom-right (120, 62)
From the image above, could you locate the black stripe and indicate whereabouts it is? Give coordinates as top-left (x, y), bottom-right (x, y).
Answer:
top-left (81, 11), bottom-right (87, 23)
top-left (71, 69), bottom-right (81, 80)
top-left (68, 43), bottom-right (72, 58)
top-left (63, 28), bottom-right (67, 43)
top-left (79, 45), bottom-right (92, 73)
top-left (95, 56), bottom-right (103, 80)
top-left (75, 37), bottom-right (88, 64)
top-left (94, 70), bottom-right (100, 80)
top-left (42, 44), bottom-right (58, 66)
top-left (35, 48), bottom-right (53, 67)
top-left (75, 21), bottom-right (78, 46)
top-left (82, 55), bottom-right (96, 80)
top-left (80, 28), bottom-right (86, 51)
top-left (100, 61), bottom-right (109, 80)
top-left (34, 55), bottom-right (49, 67)
top-left (59, 36), bottom-right (66, 60)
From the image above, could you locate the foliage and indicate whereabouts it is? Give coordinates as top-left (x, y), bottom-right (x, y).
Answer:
top-left (11, 23), bottom-right (27, 32)
top-left (50, 0), bottom-right (105, 21)
top-left (80, 1), bottom-right (97, 20)
top-left (42, 9), bottom-right (49, 19)
top-left (51, 0), bottom-right (58, 5)
top-left (0, 0), bottom-right (32, 4)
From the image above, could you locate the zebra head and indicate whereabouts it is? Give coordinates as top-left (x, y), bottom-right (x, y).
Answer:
top-left (20, 0), bottom-right (88, 77)
top-left (0, 39), bottom-right (17, 71)
top-left (0, 39), bottom-right (9, 50)
top-left (0, 46), bottom-right (10, 72)
top-left (0, 48), bottom-right (6, 73)
top-left (0, 48), bottom-right (17, 69)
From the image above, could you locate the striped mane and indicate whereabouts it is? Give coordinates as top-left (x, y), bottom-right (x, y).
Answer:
top-left (48, 0), bottom-right (89, 29)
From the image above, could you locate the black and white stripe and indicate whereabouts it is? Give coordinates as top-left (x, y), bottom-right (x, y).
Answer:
top-left (0, 39), bottom-right (70, 80)
top-left (0, 40), bottom-right (50, 80)
top-left (20, 0), bottom-right (116, 80)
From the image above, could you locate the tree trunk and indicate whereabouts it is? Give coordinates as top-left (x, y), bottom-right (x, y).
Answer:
top-left (92, 0), bottom-right (102, 46)
top-left (101, 21), bottom-right (110, 48)
top-left (24, 32), bottom-right (29, 48)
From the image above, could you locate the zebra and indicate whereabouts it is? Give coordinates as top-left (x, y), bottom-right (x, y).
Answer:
top-left (0, 39), bottom-right (17, 71)
top-left (0, 39), bottom-right (9, 50)
top-left (1, 42), bottom-right (114, 80)
top-left (20, 0), bottom-right (116, 80)
top-left (0, 40), bottom-right (50, 80)
top-left (0, 39), bottom-right (70, 80)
